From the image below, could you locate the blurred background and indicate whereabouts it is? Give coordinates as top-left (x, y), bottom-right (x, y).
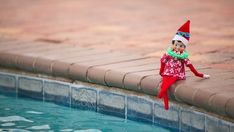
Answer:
top-left (0, 0), bottom-right (234, 70)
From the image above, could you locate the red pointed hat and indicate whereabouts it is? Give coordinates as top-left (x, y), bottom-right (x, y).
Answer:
top-left (172, 20), bottom-right (190, 46)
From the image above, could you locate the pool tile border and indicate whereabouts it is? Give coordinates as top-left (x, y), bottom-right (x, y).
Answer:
top-left (205, 115), bottom-right (231, 132)
top-left (180, 108), bottom-right (206, 132)
top-left (71, 85), bottom-right (97, 111)
top-left (0, 71), bottom-right (233, 132)
top-left (98, 90), bottom-right (125, 118)
top-left (154, 101), bottom-right (180, 129)
top-left (18, 76), bottom-right (43, 100)
top-left (127, 96), bottom-right (153, 123)
top-left (0, 73), bottom-right (16, 96)
top-left (44, 80), bottom-right (71, 106)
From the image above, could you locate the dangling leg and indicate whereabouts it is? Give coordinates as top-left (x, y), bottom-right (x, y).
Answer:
top-left (158, 76), bottom-right (178, 98)
top-left (157, 76), bottom-right (178, 110)
top-left (163, 93), bottom-right (169, 110)
top-left (158, 76), bottom-right (170, 98)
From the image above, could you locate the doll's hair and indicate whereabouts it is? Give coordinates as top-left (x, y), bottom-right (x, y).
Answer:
top-left (172, 40), bottom-right (186, 47)
top-left (172, 40), bottom-right (182, 44)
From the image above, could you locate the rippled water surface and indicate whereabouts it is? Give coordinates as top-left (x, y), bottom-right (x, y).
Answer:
top-left (0, 94), bottom-right (175, 132)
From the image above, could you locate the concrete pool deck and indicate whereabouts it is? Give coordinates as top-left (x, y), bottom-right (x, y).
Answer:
top-left (0, 38), bottom-right (234, 121)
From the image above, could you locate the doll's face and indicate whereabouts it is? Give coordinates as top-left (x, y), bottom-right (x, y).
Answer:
top-left (172, 40), bottom-right (186, 52)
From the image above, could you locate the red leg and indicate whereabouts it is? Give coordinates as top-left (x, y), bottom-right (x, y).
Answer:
top-left (163, 93), bottom-right (169, 110)
top-left (157, 76), bottom-right (178, 110)
top-left (158, 76), bottom-right (178, 98)
top-left (157, 76), bottom-right (170, 98)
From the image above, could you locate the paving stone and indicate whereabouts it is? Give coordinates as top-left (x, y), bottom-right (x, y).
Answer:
top-left (193, 80), bottom-right (234, 108)
top-left (140, 75), bottom-right (161, 96)
top-left (0, 43), bottom-right (57, 69)
top-left (174, 76), bottom-right (234, 106)
top-left (33, 48), bottom-right (95, 74)
top-left (52, 51), bottom-right (124, 76)
top-left (0, 53), bottom-right (18, 68)
top-left (11, 43), bottom-right (58, 53)
top-left (226, 97), bottom-right (234, 119)
top-left (47, 48), bottom-right (101, 60)
top-left (3, 42), bottom-right (51, 53)
top-left (0, 40), bottom-right (35, 52)
top-left (39, 45), bottom-right (86, 56)
top-left (9, 44), bottom-right (53, 69)
top-left (14, 43), bottom-right (78, 59)
top-left (0, 40), bottom-right (24, 50)
top-left (105, 63), bottom-right (158, 88)
top-left (16, 45), bottom-right (82, 72)
top-left (51, 61), bottom-right (71, 77)
top-left (15, 44), bottom-right (74, 57)
top-left (38, 49), bottom-right (112, 75)
top-left (9, 41), bottom-right (77, 55)
top-left (69, 54), bottom-right (144, 82)
top-left (209, 93), bottom-right (234, 116)
top-left (34, 58), bottom-right (54, 74)
top-left (56, 49), bottom-right (112, 63)
top-left (75, 52), bottom-right (135, 66)
top-left (17, 55), bottom-right (36, 72)
top-left (69, 53), bottom-right (130, 81)
top-left (173, 69), bottom-right (234, 118)
top-left (0, 38), bottom-right (16, 43)
top-left (123, 70), bottom-right (157, 92)
top-left (189, 68), bottom-right (233, 80)
top-left (86, 58), bottom-right (156, 85)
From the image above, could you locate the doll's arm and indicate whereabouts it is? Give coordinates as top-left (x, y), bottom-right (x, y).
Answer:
top-left (185, 58), bottom-right (210, 79)
top-left (188, 64), bottom-right (210, 78)
top-left (159, 53), bottom-right (168, 76)
top-left (159, 61), bottom-right (165, 76)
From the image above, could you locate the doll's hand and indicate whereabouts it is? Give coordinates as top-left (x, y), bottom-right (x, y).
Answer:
top-left (203, 74), bottom-right (210, 79)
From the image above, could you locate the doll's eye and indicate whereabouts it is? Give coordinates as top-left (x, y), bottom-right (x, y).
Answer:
top-left (180, 45), bottom-right (183, 48)
top-left (176, 44), bottom-right (178, 46)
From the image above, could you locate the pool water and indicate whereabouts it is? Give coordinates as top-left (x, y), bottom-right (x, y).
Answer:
top-left (0, 94), bottom-right (174, 132)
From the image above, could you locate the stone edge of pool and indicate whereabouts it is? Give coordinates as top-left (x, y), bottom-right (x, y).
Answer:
top-left (1, 39), bottom-right (234, 121)
top-left (0, 70), bottom-right (233, 132)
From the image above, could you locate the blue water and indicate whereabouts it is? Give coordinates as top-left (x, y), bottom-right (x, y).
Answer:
top-left (0, 94), bottom-right (174, 132)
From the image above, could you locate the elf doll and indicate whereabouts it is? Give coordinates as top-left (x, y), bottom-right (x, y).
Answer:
top-left (158, 20), bottom-right (210, 110)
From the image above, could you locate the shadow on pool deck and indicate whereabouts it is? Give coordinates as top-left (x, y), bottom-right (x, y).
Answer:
top-left (0, 38), bottom-right (234, 121)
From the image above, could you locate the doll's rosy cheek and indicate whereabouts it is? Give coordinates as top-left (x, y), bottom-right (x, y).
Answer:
top-left (171, 44), bottom-right (175, 49)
